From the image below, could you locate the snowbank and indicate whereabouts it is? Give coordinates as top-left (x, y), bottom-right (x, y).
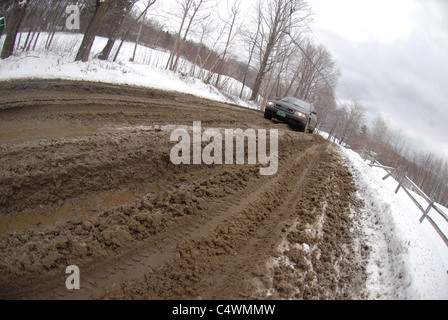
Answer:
top-left (339, 146), bottom-right (448, 299)
top-left (0, 32), bottom-right (258, 109)
top-left (0, 49), bottom-right (231, 104)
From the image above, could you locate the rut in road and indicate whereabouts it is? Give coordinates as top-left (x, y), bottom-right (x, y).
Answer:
top-left (0, 80), bottom-right (369, 300)
top-left (100, 142), bottom-right (367, 300)
top-left (99, 141), bottom-right (327, 300)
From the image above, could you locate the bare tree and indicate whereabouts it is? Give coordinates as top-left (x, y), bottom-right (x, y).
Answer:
top-left (313, 84), bottom-right (336, 132)
top-left (238, 3), bottom-right (261, 99)
top-left (326, 105), bottom-right (344, 143)
top-left (112, 0), bottom-right (156, 62)
top-left (337, 101), bottom-right (366, 145)
top-left (195, 19), bottom-right (228, 81)
top-left (75, 0), bottom-right (117, 62)
top-left (44, 0), bottom-right (73, 51)
top-left (1, 0), bottom-right (28, 60)
top-left (293, 41), bottom-right (339, 101)
top-left (130, 0), bottom-right (157, 62)
top-left (368, 116), bottom-right (389, 156)
top-left (165, 0), bottom-right (209, 72)
top-left (212, 0), bottom-right (242, 87)
top-left (98, 0), bottom-right (138, 61)
top-left (188, 17), bottom-right (214, 78)
top-left (248, 0), bottom-right (311, 102)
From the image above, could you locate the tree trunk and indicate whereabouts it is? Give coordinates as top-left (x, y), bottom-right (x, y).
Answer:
top-left (167, 0), bottom-right (203, 72)
top-left (45, 2), bottom-right (66, 51)
top-left (249, 33), bottom-right (277, 102)
top-left (239, 10), bottom-right (261, 99)
top-left (249, 0), bottom-right (285, 102)
top-left (98, 37), bottom-right (115, 61)
top-left (112, 0), bottom-right (155, 62)
top-left (214, 3), bottom-right (238, 88)
top-left (1, 0), bottom-right (27, 60)
top-left (32, 30), bottom-right (41, 51)
top-left (113, 39), bottom-right (125, 62)
top-left (75, 0), bottom-right (116, 62)
top-left (130, 17), bottom-right (143, 62)
top-left (99, 0), bottom-right (135, 61)
top-left (166, 1), bottom-right (190, 70)
top-left (259, 27), bottom-right (286, 110)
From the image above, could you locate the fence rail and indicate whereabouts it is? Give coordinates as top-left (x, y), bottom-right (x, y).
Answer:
top-left (365, 155), bottom-right (448, 247)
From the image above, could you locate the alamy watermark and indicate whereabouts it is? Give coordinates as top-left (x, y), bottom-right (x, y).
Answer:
top-left (65, 265), bottom-right (80, 290)
top-left (170, 121), bottom-right (278, 175)
top-left (65, 5), bottom-right (80, 30)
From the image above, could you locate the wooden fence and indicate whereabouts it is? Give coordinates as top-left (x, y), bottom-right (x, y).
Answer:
top-left (365, 155), bottom-right (448, 247)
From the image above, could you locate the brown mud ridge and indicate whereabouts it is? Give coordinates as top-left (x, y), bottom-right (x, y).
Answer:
top-left (0, 80), bottom-right (369, 299)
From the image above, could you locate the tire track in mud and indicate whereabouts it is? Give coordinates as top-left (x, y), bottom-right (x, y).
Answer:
top-left (99, 142), bottom-right (329, 300)
top-left (10, 139), bottom-right (325, 300)
top-left (0, 80), bottom-right (368, 300)
top-left (195, 144), bottom-right (327, 299)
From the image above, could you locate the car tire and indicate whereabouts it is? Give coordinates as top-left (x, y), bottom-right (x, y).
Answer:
top-left (264, 112), bottom-right (272, 120)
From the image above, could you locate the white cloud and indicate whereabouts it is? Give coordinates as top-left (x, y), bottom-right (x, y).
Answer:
top-left (309, 0), bottom-right (415, 43)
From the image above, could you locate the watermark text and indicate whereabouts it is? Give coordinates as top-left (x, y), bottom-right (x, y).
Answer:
top-left (65, 5), bottom-right (80, 30)
top-left (65, 265), bottom-right (80, 290)
top-left (170, 121), bottom-right (278, 175)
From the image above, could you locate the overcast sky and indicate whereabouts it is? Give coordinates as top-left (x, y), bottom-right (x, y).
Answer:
top-left (306, 0), bottom-right (448, 160)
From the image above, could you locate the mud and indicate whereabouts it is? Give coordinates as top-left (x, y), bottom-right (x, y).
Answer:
top-left (0, 79), bottom-right (368, 299)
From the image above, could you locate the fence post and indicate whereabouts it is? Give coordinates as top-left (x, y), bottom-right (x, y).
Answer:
top-left (361, 150), bottom-right (447, 247)
top-left (420, 200), bottom-right (435, 223)
top-left (382, 168), bottom-right (394, 180)
top-left (395, 176), bottom-right (403, 194)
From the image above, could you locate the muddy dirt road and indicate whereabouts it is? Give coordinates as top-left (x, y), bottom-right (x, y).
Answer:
top-left (0, 80), bottom-right (369, 299)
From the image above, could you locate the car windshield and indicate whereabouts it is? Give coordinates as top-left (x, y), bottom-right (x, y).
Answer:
top-left (281, 97), bottom-right (311, 111)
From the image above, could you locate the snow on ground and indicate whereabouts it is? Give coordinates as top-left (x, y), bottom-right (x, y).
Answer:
top-left (0, 32), bottom-right (257, 110)
top-left (339, 147), bottom-right (448, 299)
top-left (1, 32), bottom-right (448, 299)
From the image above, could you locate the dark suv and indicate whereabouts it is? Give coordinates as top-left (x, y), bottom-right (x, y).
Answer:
top-left (264, 96), bottom-right (317, 133)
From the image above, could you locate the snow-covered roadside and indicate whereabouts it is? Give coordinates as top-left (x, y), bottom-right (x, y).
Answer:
top-left (338, 146), bottom-right (448, 299)
top-left (0, 32), bottom-right (258, 110)
top-left (0, 51), bottom-right (228, 103)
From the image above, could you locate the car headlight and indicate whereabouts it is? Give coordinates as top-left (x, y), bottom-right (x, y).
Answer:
top-left (295, 111), bottom-right (307, 118)
top-left (267, 101), bottom-right (275, 106)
